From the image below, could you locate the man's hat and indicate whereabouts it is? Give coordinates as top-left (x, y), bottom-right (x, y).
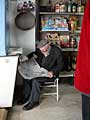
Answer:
top-left (37, 39), bottom-right (50, 48)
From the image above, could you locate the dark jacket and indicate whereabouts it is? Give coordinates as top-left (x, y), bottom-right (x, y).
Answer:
top-left (28, 45), bottom-right (64, 76)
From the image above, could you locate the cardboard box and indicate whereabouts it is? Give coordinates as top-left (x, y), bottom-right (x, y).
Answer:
top-left (0, 109), bottom-right (8, 120)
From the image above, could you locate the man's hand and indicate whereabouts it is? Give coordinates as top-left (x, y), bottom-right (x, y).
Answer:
top-left (48, 71), bottom-right (54, 78)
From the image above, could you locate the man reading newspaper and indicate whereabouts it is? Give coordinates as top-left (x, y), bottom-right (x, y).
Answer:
top-left (18, 39), bottom-right (64, 111)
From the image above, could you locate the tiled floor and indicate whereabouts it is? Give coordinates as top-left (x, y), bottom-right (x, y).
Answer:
top-left (7, 84), bottom-right (82, 120)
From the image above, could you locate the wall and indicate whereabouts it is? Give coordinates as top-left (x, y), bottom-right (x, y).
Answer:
top-left (9, 0), bottom-right (35, 55)
top-left (0, 0), bottom-right (6, 56)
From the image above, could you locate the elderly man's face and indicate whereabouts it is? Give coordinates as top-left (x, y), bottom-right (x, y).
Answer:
top-left (40, 43), bottom-right (50, 52)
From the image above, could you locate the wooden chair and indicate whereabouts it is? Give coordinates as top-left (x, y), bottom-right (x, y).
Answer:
top-left (40, 78), bottom-right (59, 101)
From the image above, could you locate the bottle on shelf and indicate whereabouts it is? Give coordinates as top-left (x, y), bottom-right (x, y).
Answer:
top-left (69, 37), bottom-right (77, 48)
top-left (67, 56), bottom-right (72, 71)
top-left (59, 2), bottom-right (61, 12)
top-left (67, 0), bottom-right (72, 13)
top-left (71, 55), bottom-right (76, 70)
top-left (41, 16), bottom-right (45, 29)
top-left (49, 0), bottom-right (52, 6)
top-left (81, 0), bottom-right (86, 7)
top-left (48, 0), bottom-right (53, 11)
top-left (59, 0), bottom-right (66, 13)
top-left (77, 0), bottom-right (85, 13)
top-left (55, 2), bottom-right (60, 13)
top-left (71, 1), bottom-right (77, 13)
top-left (69, 16), bottom-right (77, 33)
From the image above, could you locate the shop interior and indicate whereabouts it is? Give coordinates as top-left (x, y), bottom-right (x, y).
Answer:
top-left (0, 0), bottom-right (87, 120)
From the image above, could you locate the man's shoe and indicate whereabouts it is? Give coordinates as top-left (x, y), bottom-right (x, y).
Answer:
top-left (23, 101), bottom-right (39, 111)
top-left (17, 98), bottom-right (28, 105)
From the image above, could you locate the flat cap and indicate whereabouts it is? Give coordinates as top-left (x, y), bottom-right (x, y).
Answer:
top-left (37, 39), bottom-right (49, 48)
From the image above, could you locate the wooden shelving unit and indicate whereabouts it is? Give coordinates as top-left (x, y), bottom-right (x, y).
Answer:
top-left (36, 0), bottom-right (86, 79)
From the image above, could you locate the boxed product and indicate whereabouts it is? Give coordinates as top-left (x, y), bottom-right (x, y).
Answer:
top-left (60, 35), bottom-right (70, 48)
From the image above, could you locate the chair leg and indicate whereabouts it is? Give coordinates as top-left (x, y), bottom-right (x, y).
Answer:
top-left (56, 78), bottom-right (59, 101)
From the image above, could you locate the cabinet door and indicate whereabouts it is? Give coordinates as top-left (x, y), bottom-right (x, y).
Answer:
top-left (0, 56), bottom-right (18, 107)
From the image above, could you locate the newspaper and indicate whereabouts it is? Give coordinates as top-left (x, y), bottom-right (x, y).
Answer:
top-left (18, 57), bottom-right (48, 79)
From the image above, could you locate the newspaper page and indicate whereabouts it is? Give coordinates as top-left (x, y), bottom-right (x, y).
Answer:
top-left (18, 57), bottom-right (48, 79)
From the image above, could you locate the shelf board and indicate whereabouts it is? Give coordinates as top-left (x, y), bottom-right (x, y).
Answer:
top-left (40, 30), bottom-right (80, 34)
top-left (40, 12), bottom-right (84, 16)
top-left (8, 47), bottom-right (23, 55)
top-left (69, 30), bottom-right (81, 34)
top-left (74, 30), bottom-right (81, 34)
top-left (59, 71), bottom-right (74, 77)
top-left (62, 48), bottom-right (78, 52)
top-left (57, 46), bottom-right (78, 52)
top-left (40, 30), bottom-right (69, 32)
